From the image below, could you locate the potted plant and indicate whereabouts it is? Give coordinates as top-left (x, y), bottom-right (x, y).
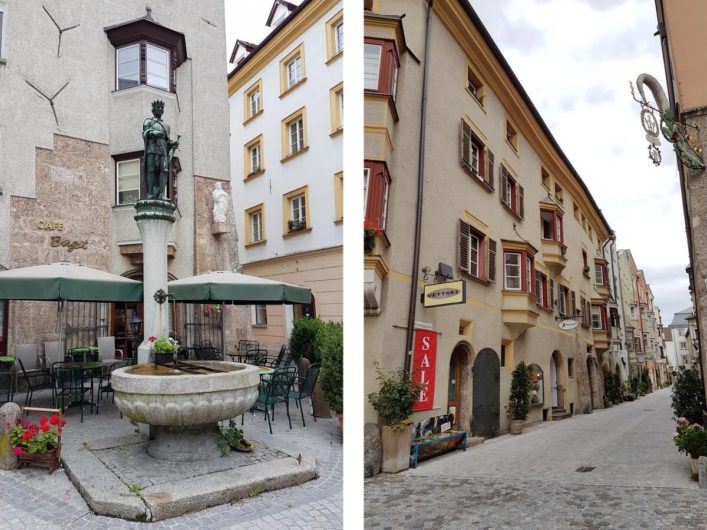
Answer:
top-left (289, 318), bottom-right (330, 418)
top-left (318, 322), bottom-right (343, 430)
top-left (673, 417), bottom-right (707, 480)
top-left (368, 363), bottom-right (423, 473)
top-left (507, 361), bottom-right (532, 434)
top-left (671, 366), bottom-right (705, 425)
top-left (583, 265), bottom-right (591, 277)
top-left (218, 420), bottom-right (255, 455)
top-left (288, 219), bottom-right (306, 231)
top-left (364, 223), bottom-right (380, 252)
top-left (149, 335), bottom-right (179, 363)
top-left (10, 410), bottom-right (65, 474)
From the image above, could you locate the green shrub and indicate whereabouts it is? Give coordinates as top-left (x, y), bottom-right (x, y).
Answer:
top-left (508, 362), bottom-right (532, 421)
top-left (630, 376), bottom-right (639, 394)
top-left (289, 317), bottom-right (325, 363)
top-left (604, 372), bottom-right (615, 403)
top-left (368, 363), bottom-right (423, 430)
top-left (318, 322), bottom-right (343, 413)
top-left (671, 366), bottom-right (705, 425)
top-left (613, 372), bottom-right (623, 402)
top-left (673, 418), bottom-right (707, 458)
top-left (640, 370), bottom-right (652, 393)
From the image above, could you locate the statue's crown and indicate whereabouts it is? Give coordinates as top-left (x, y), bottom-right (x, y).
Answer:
top-left (151, 100), bottom-right (165, 111)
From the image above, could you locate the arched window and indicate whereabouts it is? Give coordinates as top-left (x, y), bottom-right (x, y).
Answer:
top-left (528, 363), bottom-right (544, 406)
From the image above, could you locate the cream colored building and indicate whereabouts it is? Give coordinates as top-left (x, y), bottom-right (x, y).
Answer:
top-left (364, 0), bottom-right (615, 435)
top-left (227, 0), bottom-right (343, 349)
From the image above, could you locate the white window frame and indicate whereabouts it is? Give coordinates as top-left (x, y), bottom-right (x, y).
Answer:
top-left (116, 158), bottom-right (141, 205)
top-left (0, 3), bottom-right (6, 59)
top-left (335, 21), bottom-right (343, 54)
top-left (504, 252), bottom-right (521, 291)
top-left (146, 43), bottom-right (170, 91)
top-left (558, 286), bottom-right (567, 316)
top-left (290, 194), bottom-right (306, 224)
top-left (591, 307), bottom-right (602, 330)
top-left (595, 263), bottom-right (604, 285)
top-left (116, 43), bottom-right (140, 90)
top-left (469, 233), bottom-right (480, 278)
top-left (470, 142), bottom-right (480, 175)
top-left (289, 118), bottom-right (304, 154)
top-left (249, 88), bottom-right (260, 116)
top-left (249, 143), bottom-right (261, 174)
top-left (252, 304), bottom-right (268, 326)
top-left (250, 209), bottom-right (263, 242)
top-left (363, 168), bottom-right (370, 215)
top-left (364, 43), bottom-right (381, 90)
top-left (287, 55), bottom-right (302, 88)
top-left (525, 256), bottom-right (533, 293)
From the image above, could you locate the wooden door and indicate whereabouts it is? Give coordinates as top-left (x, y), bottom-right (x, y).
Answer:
top-left (447, 350), bottom-right (462, 429)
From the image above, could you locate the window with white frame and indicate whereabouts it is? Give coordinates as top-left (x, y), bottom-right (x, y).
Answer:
top-left (469, 233), bottom-right (480, 277)
top-left (288, 118), bottom-right (304, 154)
top-left (250, 209), bottom-right (263, 242)
top-left (146, 43), bottom-right (169, 90)
top-left (535, 271), bottom-right (548, 308)
top-left (249, 143), bottom-right (261, 174)
top-left (363, 43), bottom-right (382, 90)
top-left (504, 252), bottom-right (521, 290)
top-left (557, 285), bottom-right (568, 316)
top-left (116, 44), bottom-right (140, 90)
top-left (679, 340), bottom-right (687, 350)
top-left (249, 88), bottom-right (260, 116)
top-left (290, 194), bottom-right (306, 224)
top-left (591, 306), bottom-right (602, 330)
top-left (595, 263), bottom-right (604, 285)
top-left (116, 159), bottom-right (140, 205)
top-left (116, 42), bottom-right (171, 92)
top-left (253, 304), bottom-right (267, 326)
top-left (335, 21), bottom-right (343, 54)
top-left (287, 55), bottom-right (302, 88)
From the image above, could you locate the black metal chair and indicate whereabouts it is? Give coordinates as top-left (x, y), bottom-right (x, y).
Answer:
top-left (288, 363), bottom-right (320, 427)
top-left (237, 340), bottom-right (259, 358)
top-left (176, 346), bottom-right (193, 361)
top-left (264, 345), bottom-right (288, 368)
top-left (97, 360), bottom-right (130, 406)
top-left (194, 346), bottom-right (222, 360)
top-left (0, 371), bottom-right (16, 407)
top-left (52, 362), bottom-right (93, 422)
top-left (17, 358), bottom-right (53, 408)
top-left (244, 349), bottom-right (268, 366)
top-left (243, 367), bottom-right (296, 434)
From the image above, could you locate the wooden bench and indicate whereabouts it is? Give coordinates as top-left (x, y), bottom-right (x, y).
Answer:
top-left (410, 430), bottom-right (467, 468)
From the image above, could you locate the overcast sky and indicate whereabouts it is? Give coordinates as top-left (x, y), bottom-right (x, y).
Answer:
top-left (223, 0), bottom-right (692, 323)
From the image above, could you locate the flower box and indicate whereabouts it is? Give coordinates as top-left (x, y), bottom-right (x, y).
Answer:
top-left (17, 446), bottom-right (61, 474)
top-left (13, 407), bottom-right (63, 475)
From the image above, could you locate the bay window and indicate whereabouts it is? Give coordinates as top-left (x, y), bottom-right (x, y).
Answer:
top-left (540, 209), bottom-right (563, 242)
top-left (504, 249), bottom-right (534, 293)
top-left (116, 42), bottom-right (173, 92)
top-left (592, 305), bottom-right (608, 331)
top-left (364, 38), bottom-right (399, 97)
top-left (364, 161), bottom-right (390, 232)
top-left (594, 260), bottom-right (608, 286)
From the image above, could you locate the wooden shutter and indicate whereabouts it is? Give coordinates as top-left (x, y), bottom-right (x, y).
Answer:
top-left (549, 279), bottom-right (554, 309)
top-left (500, 167), bottom-right (508, 205)
top-left (487, 238), bottom-right (497, 282)
top-left (486, 149), bottom-right (495, 189)
top-left (518, 184), bottom-right (525, 218)
top-left (460, 119), bottom-right (471, 169)
top-left (571, 290), bottom-right (576, 317)
top-left (459, 220), bottom-right (470, 273)
top-left (365, 165), bottom-right (386, 229)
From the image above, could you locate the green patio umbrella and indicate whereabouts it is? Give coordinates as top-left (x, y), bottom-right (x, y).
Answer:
top-left (0, 262), bottom-right (143, 357)
top-left (167, 271), bottom-right (311, 305)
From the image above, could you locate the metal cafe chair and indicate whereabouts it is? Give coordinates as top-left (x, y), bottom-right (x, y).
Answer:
top-left (52, 362), bottom-right (93, 422)
top-left (0, 371), bottom-right (16, 407)
top-left (288, 363), bottom-right (320, 427)
top-left (17, 358), bottom-right (53, 408)
top-left (236, 340), bottom-right (259, 360)
top-left (194, 346), bottom-right (222, 361)
top-left (264, 344), bottom-right (288, 368)
top-left (242, 367), bottom-right (296, 434)
top-left (244, 349), bottom-right (268, 366)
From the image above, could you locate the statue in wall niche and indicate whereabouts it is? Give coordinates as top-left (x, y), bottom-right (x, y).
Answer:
top-left (212, 182), bottom-right (229, 223)
top-left (142, 100), bottom-right (180, 200)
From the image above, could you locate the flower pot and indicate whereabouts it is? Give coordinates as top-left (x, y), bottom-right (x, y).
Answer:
top-left (690, 456), bottom-right (699, 481)
top-left (381, 424), bottom-right (413, 473)
top-left (234, 440), bottom-right (255, 453)
top-left (16, 447), bottom-right (61, 474)
top-left (509, 419), bottom-right (523, 435)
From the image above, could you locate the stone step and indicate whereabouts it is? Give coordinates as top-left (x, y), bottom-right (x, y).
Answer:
top-left (466, 436), bottom-right (484, 448)
top-left (551, 408), bottom-right (572, 421)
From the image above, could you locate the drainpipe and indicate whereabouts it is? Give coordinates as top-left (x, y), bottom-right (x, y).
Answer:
top-left (404, 0), bottom-right (433, 373)
top-left (654, 0), bottom-right (706, 401)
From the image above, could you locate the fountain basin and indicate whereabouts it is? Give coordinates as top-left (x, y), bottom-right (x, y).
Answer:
top-left (112, 361), bottom-right (260, 461)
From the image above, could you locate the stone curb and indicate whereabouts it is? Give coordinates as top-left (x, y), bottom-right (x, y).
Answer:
top-left (143, 455), bottom-right (318, 521)
top-left (62, 448), bottom-right (149, 521)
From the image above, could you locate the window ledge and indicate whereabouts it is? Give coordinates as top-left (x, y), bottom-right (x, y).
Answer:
top-left (283, 227), bottom-right (312, 238)
top-left (252, 324), bottom-right (268, 329)
top-left (243, 109), bottom-right (264, 126)
top-left (462, 166), bottom-right (494, 193)
top-left (506, 138), bottom-right (519, 157)
top-left (281, 146), bottom-right (310, 163)
top-left (501, 202), bottom-right (523, 221)
top-left (111, 84), bottom-right (176, 99)
top-left (244, 169), bottom-right (265, 182)
top-left (245, 239), bottom-right (267, 248)
top-left (280, 77), bottom-right (307, 98)
top-left (465, 88), bottom-right (486, 113)
top-left (462, 272), bottom-right (491, 286)
top-left (326, 51), bottom-right (343, 65)
top-left (330, 127), bottom-right (343, 138)
top-left (536, 304), bottom-right (553, 313)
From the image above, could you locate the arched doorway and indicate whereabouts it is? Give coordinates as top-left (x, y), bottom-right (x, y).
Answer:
top-left (447, 343), bottom-right (472, 432)
top-left (550, 350), bottom-right (564, 410)
top-left (472, 348), bottom-right (500, 437)
top-left (587, 356), bottom-right (598, 410)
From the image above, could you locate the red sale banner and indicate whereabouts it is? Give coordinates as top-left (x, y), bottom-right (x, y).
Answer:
top-left (412, 329), bottom-right (437, 412)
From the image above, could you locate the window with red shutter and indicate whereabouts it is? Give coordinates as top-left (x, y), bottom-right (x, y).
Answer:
top-left (364, 160), bottom-right (390, 231)
top-left (459, 219), bottom-right (493, 282)
top-left (500, 165), bottom-right (523, 219)
top-left (364, 37), bottom-right (399, 97)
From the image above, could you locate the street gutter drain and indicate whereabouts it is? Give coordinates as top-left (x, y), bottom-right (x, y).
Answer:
top-left (575, 466), bottom-right (596, 473)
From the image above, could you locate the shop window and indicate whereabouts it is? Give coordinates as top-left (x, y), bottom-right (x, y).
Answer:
top-left (252, 304), bottom-right (267, 326)
top-left (500, 165), bottom-right (524, 219)
top-left (243, 79), bottom-right (263, 123)
top-left (325, 10), bottom-right (343, 61)
top-left (279, 43), bottom-right (306, 95)
top-left (535, 271), bottom-right (548, 309)
top-left (282, 186), bottom-right (310, 235)
top-left (364, 38), bottom-right (399, 97)
top-left (503, 250), bottom-right (533, 293)
top-left (244, 203), bottom-right (265, 246)
top-left (506, 121), bottom-right (518, 151)
top-left (243, 135), bottom-right (264, 179)
top-left (528, 364), bottom-right (544, 406)
top-left (116, 158), bottom-right (140, 205)
top-left (460, 119), bottom-right (494, 190)
top-left (281, 107), bottom-right (308, 160)
top-left (459, 219), bottom-right (496, 282)
top-left (466, 63), bottom-right (484, 105)
top-left (364, 161), bottom-right (390, 232)
top-left (540, 209), bottom-right (563, 242)
top-left (329, 82), bottom-right (344, 134)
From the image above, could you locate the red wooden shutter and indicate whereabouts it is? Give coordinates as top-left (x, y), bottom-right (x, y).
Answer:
top-left (487, 238), bottom-right (497, 282)
top-left (461, 119), bottom-right (471, 169)
top-left (518, 184), bottom-right (525, 218)
top-left (500, 167), bottom-right (508, 205)
top-left (550, 279), bottom-right (555, 309)
top-left (486, 149), bottom-right (495, 189)
top-left (365, 165), bottom-right (386, 229)
top-left (459, 220), bottom-right (470, 273)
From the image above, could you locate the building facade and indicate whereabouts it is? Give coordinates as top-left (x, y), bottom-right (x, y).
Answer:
top-left (227, 0), bottom-right (343, 350)
top-left (666, 306), bottom-right (695, 368)
top-left (363, 0), bottom-right (616, 436)
top-left (0, 1), bottom-right (248, 360)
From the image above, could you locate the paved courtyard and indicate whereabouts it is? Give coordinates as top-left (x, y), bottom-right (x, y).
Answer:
top-left (366, 388), bottom-right (707, 529)
top-left (0, 388), bottom-right (342, 529)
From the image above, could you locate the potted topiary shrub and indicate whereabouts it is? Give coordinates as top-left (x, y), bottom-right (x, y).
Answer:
top-left (671, 366), bottom-right (705, 425)
top-left (318, 322), bottom-right (343, 430)
top-left (368, 363), bottom-right (423, 473)
top-left (507, 361), bottom-right (532, 434)
top-left (673, 417), bottom-right (707, 480)
top-left (289, 317), bottom-right (330, 418)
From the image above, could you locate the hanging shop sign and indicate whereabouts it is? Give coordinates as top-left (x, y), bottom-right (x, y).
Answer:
top-left (558, 319), bottom-right (578, 330)
top-left (421, 280), bottom-right (466, 308)
top-left (412, 328), bottom-right (437, 412)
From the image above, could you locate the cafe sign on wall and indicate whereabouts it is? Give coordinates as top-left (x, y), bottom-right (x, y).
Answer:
top-left (412, 328), bottom-right (438, 412)
top-left (421, 280), bottom-right (466, 308)
top-left (36, 219), bottom-right (88, 252)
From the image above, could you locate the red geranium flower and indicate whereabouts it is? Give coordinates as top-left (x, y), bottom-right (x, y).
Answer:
top-left (21, 430), bottom-right (33, 441)
top-left (40, 424), bottom-right (50, 433)
top-left (13, 447), bottom-right (23, 456)
top-left (50, 415), bottom-right (60, 426)
top-left (40, 416), bottom-right (48, 425)
top-left (23, 421), bottom-right (31, 429)
top-left (148, 336), bottom-right (157, 342)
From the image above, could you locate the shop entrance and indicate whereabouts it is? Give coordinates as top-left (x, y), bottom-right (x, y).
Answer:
top-left (550, 350), bottom-right (564, 409)
top-left (447, 343), bottom-right (472, 431)
top-left (472, 347), bottom-right (500, 437)
top-left (448, 350), bottom-right (461, 429)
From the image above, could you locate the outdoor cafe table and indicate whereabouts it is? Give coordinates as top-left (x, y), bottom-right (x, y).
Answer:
top-left (60, 361), bottom-right (104, 416)
top-left (0, 357), bottom-right (15, 372)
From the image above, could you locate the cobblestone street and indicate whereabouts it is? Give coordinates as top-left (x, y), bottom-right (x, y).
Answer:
top-left (0, 389), bottom-right (342, 529)
top-left (365, 388), bottom-right (707, 529)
